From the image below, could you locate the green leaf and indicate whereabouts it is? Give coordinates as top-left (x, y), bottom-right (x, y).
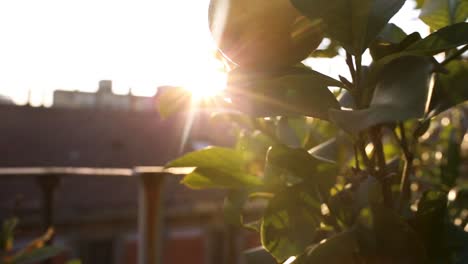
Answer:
top-left (410, 191), bottom-right (448, 261)
top-left (156, 86), bottom-right (192, 119)
top-left (167, 147), bottom-right (262, 189)
top-left (224, 190), bottom-right (248, 227)
top-left (266, 145), bottom-right (321, 180)
top-left (291, 0), bottom-right (405, 55)
top-left (356, 205), bottom-right (427, 262)
top-left (404, 22), bottom-right (468, 55)
top-left (244, 247), bottom-right (276, 264)
top-left (180, 167), bottom-right (261, 189)
top-left (412, 191), bottom-right (468, 262)
top-left (368, 23), bottom-right (468, 84)
top-left (294, 231), bottom-right (359, 264)
top-left (420, 0), bottom-right (468, 30)
top-left (330, 56), bottom-right (433, 134)
top-left (429, 59), bottom-right (468, 115)
top-left (375, 23), bottom-right (408, 44)
top-left (261, 186), bottom-right (321, 262)
top-left (310, 39), bottom-right (341, 58)
top-left (369, 23), bottom-right (409, 60)
top-left (416, 0), bottom-right (425, 9)
top-left (12, 246), bottom-right (63, 264)
top-left (65, 260), bottom-right (82, 264)
top-left (276, 117), bottom-right (312, 148)
top-left (227, 65), bottom-right (341, 120)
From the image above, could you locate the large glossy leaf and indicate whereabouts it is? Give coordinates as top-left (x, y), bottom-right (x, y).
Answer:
top-left (167, 147), bottom-right (262, 189)
top-left (420, 0), bottom-right (468, 30)
top-left (291, 0), bottom-right (405, 55)
top-left (294, 231), bottom-right (360, 264)
top-left (404, 22), bottom-right (468, 55)
top-left (429, 59), bottom-right (468, 115)
top-left (369, 23), bottom-right (409, 60)
top-left (261, 185), bottom-right (321, 262)
top-left (266, 145), bottom-right (321, 179)
top-left (179, 167), bottom-right (261, 189)
top-left (330, 56), bottom-right (433, 134)
top-left (227, 66), bottom-right (341, 120)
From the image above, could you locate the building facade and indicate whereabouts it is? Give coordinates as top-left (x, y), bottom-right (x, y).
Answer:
top-left (53, 80), bottom-right (158, 112)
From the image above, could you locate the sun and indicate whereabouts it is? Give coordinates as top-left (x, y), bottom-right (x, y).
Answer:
top-left (180, 57), bottom-right (227, 101)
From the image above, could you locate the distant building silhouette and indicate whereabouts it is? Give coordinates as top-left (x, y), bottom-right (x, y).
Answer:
top-left (53, 80), bottom-right (158, 111)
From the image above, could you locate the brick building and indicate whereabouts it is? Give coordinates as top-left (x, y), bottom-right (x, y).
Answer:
top-left (0, 103), bottom-right (260, 263)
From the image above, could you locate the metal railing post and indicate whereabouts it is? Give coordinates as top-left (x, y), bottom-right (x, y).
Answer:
top-left (36, 174), bottom-right (61, 264)
top-left (135, 168), bottom-right (166, 264)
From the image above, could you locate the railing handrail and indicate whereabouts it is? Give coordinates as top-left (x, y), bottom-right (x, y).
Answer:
top-left (0, 166), bottom-right (194, 178)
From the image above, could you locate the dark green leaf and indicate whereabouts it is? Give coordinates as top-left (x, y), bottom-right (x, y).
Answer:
top-left (291, 0), bottom-right (405, 55)
top-left (261, 186), bottom-right (321, 262)
top-left (330, 56), bottom-right (433, 134)
top-left (369, 23), bottom-right (408, 60)
top-left (429, 59), bottom-right (468, 115)
top-left (368, 23), bottom-right (468, 84)
top-left (244, 247), bottom-right (276, 264)
top-left (376, 23), bottom-right (408, 44)
top-left (356, 205), bottom-right (427, 262)
top-left (410, 191), bottom-right (448, 262)
top-left (420, 0), bottom-right (468, 30)
top-left (294, 231), bottom-right (359, 264)
top-left (404, 22), bottom-right (468, 55)
top-left (227, 66), bottom-right (341, 120)
top-left (167, 147), bottom-right (262, 189)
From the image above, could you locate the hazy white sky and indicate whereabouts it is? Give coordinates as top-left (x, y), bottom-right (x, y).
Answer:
top-left (0, 0), bottom-right (426, 106)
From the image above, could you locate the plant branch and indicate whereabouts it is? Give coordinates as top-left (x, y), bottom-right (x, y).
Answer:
top-left (346, 52), bottom-right (356, 85)
top-left (441, 45), bottom-right (468, 65)
top-left (393, 123), bottom-right (414, 210)
top-left (370, 126), bottom-right (393, 208)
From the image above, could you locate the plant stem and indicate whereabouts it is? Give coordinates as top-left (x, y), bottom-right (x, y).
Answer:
top-left (346, 52), bottom-right (356, 85)
top-left (441, 45), bottom-right (468, 65)
top-left (394, 123), bottom-right (413, 210)
top-left (353, 144), bottom-right (361, 171)
top-left (371, 126), bottom-right (393, 208)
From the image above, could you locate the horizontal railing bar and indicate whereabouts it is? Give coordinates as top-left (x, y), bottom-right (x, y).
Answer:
top-left (0, 166), bottom-right (195, 178)
top-left (0, 167), bottom-right (133, 177)
top-left (133, 166), bottom-right (194, 175)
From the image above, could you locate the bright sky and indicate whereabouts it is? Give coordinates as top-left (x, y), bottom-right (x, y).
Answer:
top-left (0, 0), bottom-right (426, 106)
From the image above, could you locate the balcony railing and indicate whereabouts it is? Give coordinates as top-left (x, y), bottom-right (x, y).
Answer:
top-left (0, 166), bottom-right (194, 264)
